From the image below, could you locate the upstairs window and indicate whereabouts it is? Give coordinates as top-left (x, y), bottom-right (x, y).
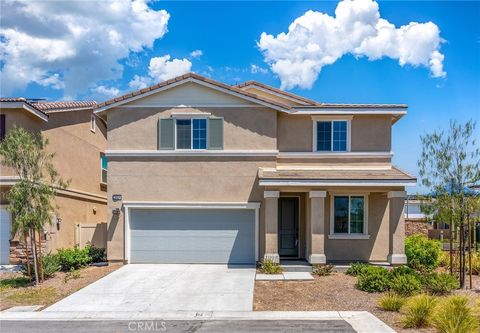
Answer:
top-left (100, 153), bottom-right (107, 183)
top-left (90, 114), bottom-right (96, 133)
top-left (176, 118), bottom-right (207, 150)
top-left (315, 120), bottom-right (348, 152)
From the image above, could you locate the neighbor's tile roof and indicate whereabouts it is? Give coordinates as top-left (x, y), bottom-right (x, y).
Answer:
top-left (258, 166), bottom-right (416, 181)
top-left (32, 101), bottom-right (97, 112)
top-left (96, 72), bottom-right (292, 110)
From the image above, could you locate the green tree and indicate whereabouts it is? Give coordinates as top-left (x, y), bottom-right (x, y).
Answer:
top-left (0, 127), bottom-right (67, 284)
top-left (418, 120), bottom-right (480, 288)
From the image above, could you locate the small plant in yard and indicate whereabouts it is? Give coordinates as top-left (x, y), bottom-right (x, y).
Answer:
top-left (378, 292), bottom-right (406, 312)
top-left (405, 234), bottom-right (441, 272)
top-left (42, 253), bottom-right (61, 279)
top-left (422, 272), bottom-right (459, 295)
top-left (0, 277), bottom-right (31, 291)
top-left (64, 268), bottom-right (82, 283)
top-left (259, 259), bottom-right (283, 274)
top-left (390, 273), bottom-right (422, 296)
top-left (312, 264), bottom-right (334, 276)
top-left (56, 247), bottom-right (92, 271)
top-left (433, 296), bottom-right (479, 333)
top-left (472, 252), bottom-right (480, 275)
top-left (346, 262), bottom-right (369, 276)
top-left (402, 294), bottom-right (437, 329)
top-left (355, 266), bottom-right (391, 292)
top-left (85, 244), bottom-right (107, 263)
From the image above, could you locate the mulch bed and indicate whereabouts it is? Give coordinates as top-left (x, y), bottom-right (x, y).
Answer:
top-left (0, 263), bottom-right (122, 311)
top-left (254, 272), bottom-right (480, 333)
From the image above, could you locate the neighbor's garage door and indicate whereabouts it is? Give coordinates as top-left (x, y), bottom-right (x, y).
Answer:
top-left (129, 209), bottom-right (255, 264)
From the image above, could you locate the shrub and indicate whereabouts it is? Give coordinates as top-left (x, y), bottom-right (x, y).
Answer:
top-left (42, 253), bottom-right (60, 278)
top-left (56, 247), bottom-right (92, 271)
top-left (259, 259), bottom-right (283, 274)
top-left (390, 273), bottom-right (422, 296)
top-left (312, 264), bottom-right (334, 276)
top-left (438, 251), bottom-right (450, 268)
top-left (0, 277), bottom-right (30, 291)
top-left (355, 266), bottom-right (391, 293)
top-left (405, 234), bottom-right (442, 272)
top-left (402, 294), bottom-right (437, 328)
top-left (85, 244), bottom-right (106, 263)
top-left (346, 263), bottom-right (369, 276)
top-left (422, 272), bottom-right (459, 295)
top-left (391, 265), bottom-right (416, 277)
top-left (472, 252), bottom-right (480, 275)
top-left (378, 292), bottom-right (406, 312)
top-left (433, 296), bottom-right (479, 333)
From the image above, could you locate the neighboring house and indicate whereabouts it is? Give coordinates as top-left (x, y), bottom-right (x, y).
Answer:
top-left (95, 73), bottom-right (416, 265)
top-left (0, 98), bottom-right (108, 265)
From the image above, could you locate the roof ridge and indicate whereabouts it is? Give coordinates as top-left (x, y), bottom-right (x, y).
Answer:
top-left (235, 80), bottom-right (320, 106)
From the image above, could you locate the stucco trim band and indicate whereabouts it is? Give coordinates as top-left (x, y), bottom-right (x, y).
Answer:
top-left (259, 179), bottom-right (416, 187)
top-left (122, 201), bottom-right (260, 264)
top-left (106, 150), bottom-right (279, 157)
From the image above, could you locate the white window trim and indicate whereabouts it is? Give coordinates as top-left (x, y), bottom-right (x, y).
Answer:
top-left (100, 154), bottom-right (107, 184)
top-left (312, 116), bottom-right (352, 152)
top-left (329, 193), bottom-right (370, 239)
top-left (123, 201), bottom-right (260, 264)
top-left (90, 114), bottom-right (96, 133)
top-left (174, 118), bottom-right (208, 151)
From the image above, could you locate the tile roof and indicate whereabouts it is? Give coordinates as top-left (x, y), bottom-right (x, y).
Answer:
top-left (96, 72), bottom-right (292, 111)
top-left (258, 166), bottom-right (416, 181)
top-left (235, 80), bottom-right (320, 106)
top-left (32, 101), bottom-right (97, 112)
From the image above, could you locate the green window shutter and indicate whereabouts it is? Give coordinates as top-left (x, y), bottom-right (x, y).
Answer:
top-left (208, 118), bottom-right (224, 150)
top-left (158, 118), bottom-right (175, 150)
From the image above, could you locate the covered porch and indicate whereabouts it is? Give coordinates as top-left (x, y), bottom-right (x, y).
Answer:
top-left (259, 167), bottom-right (416, 265)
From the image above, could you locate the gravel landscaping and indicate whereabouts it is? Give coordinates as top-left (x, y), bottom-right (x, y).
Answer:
top-left (254, 272), bottom-right (480, 333)
top-left (0, 263), bottom-right (122, 311)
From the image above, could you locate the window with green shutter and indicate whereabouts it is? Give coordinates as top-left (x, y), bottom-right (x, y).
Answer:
top-left (208, 117), bottom-right (224, 150)
top-left (158, 118), bottom-right (175, 150)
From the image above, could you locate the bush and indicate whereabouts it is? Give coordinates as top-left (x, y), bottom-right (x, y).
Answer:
top-left (405, 234), bottom-right (442, 272)
top-left (433, 296), bottom-right (479, 333)
top-left (0, 277), bottom-right (31, 291)
top-left (259, 259), bottom-right (283, 274)
top-left (472, 252), bottom-right (480, 275)
top-left (402, 294), bottom-right (437, 328)
top-left (390, 273), bottom-right (422, 296)
top-left (346, 263), bottom-right (369, 276)
top-left (422, 272), bottom-right (459, 295)
top-left (85, 244), bottom-right (106, 263)
top-left (42, 253), bottom-right (60, 278)
top-left (391, 265), bottom-right (416, 277)
top-left (378, 292), bottom-right (406, 312)
top-left (438, 251), bottom-right (450, 268)
top-left (56, 247), bottom-right (92, 271)
top-left (312, 264), bottom-right (334, 276)
top-left (355, 266), bottom-right (391, 293)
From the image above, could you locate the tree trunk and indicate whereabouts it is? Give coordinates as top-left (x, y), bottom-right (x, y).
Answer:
top-left (23, 232), bottom-right (32, 280)
top-left (37, 230), bottom-right (44, 282)
top-left (30, 229), bottom-right (39, 285)
top-left (467, 214), bottom-right (472, 289)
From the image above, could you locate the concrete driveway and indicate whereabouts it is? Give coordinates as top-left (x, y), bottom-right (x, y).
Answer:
top-left (44, 264), bottom-right (256, 313)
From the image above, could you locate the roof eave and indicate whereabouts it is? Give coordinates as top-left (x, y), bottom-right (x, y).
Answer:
top-left (0, 101), bottom-right (49, 122)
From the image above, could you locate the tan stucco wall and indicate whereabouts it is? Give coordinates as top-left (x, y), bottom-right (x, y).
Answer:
top-left (277, 113), bottom-right (392, 152)
top-left (107, 157), bottom-right (276, 260)
top-left (107, 107), bottom-right (277, 150)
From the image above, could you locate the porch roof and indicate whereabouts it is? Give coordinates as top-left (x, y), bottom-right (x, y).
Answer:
top-left (258, 166), bottom-right (416, 187)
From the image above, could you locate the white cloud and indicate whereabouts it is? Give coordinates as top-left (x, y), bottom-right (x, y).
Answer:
top-left (189, 50), bottom-right (203, 58)
top-left (258, 0), bottom-right (446, 90)
top-left (128, 54), bottom-right (192, 89)
top-left (0, 0), bottom-right (170, 97)
top-left (93, 85), bottom-right (120, 98)
top-left (250, 64), bottom-right (268, 74)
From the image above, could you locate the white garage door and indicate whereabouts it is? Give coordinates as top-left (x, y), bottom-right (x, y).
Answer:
top-left (128, 208), bottom-right (256, 264)
top-left (0, 209), bottom-right (11, 265)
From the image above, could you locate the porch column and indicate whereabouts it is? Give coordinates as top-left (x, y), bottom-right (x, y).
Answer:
top-left (309, 191), bottom-right (327, 264)
top-left (388, 191), bottom-right (407, 265)
top-left (264, 191), bottom-right (280, 263)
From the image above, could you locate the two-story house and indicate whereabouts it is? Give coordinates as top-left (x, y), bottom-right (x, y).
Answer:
top-left (94, 73), bottom-right (415, 266)
top-left (0, 99), bottom-right (108, 265)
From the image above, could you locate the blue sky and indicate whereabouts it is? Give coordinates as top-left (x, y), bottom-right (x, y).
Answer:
top-left (1, 1), bottom-right (479, 193)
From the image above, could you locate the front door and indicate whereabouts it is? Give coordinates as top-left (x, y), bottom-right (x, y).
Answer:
top-left (278, 197), bottom-right (299, 257)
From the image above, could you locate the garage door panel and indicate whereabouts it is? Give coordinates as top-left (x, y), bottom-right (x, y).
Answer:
top-left (129, 208), bottom-right (255, 264)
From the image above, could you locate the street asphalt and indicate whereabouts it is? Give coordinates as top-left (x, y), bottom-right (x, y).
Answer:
top-left (0, 319), bottom-right (356, 332)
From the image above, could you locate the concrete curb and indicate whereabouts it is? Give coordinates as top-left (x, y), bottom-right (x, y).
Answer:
top-left (0, 310), bottom-right (396, 332)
